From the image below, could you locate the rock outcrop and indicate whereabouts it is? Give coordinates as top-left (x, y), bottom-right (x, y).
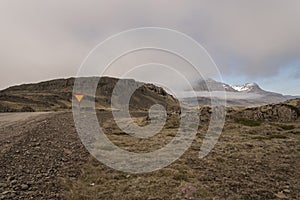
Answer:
top-left (235, 99), bottom-right (300, 122)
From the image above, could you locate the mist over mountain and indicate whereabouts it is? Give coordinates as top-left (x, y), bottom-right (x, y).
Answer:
top-left (182, 79), bottom-right (299, 106)
top-left (0, 77), bottom-right (298, 111)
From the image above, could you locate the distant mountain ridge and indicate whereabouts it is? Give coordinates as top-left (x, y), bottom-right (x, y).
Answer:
top-left (193, 79), bottom-right (283, 95)
top-left (0, 77), bottom-right (298, 110)
top-left (183, 79), bottom-right (299, 106)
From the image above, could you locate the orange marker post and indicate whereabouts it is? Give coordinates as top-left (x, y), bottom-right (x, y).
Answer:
top-left (74, 94), bottom-right (85, 121)
top-left (74, 94), bottom-right (85, 104)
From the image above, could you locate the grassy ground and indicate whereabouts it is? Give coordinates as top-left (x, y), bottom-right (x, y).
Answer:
top-left (61, 112), bottom-right (300, 200)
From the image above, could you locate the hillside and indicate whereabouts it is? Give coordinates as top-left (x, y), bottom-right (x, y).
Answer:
top-left (0, 77), bottom-right (179, 113)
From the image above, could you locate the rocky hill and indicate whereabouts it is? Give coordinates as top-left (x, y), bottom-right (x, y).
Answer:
top-left (234, 98), bottom-right (300, 122)
top-left (196, 98), bottom-right (300, 125)
top-left (0, 77), bottom-right (179, 112)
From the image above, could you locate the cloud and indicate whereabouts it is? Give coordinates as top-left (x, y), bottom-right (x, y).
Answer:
top-left (177, 91), bottom-right (263, 99)
top-left (293, 67), bottom-right (300, 79)
top-left (193, 1), bottom-right (300, 77)
top-left (0, 0), bottom-right (299, 91)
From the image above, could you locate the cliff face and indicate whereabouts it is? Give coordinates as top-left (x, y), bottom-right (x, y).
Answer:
top-left (0, 77), bottom-right (179, 112)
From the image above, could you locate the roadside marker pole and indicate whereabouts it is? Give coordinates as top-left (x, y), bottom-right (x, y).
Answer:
top-left (74, 94), bottom-right (85, 123)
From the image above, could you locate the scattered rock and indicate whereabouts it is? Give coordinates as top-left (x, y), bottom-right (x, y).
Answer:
top-left (10, 180), bottom-right (17, 185)
top-left (283, 189), bottom-right (290, 193)
top-left (275, 191), bottom-right (288, 199)
top-left (20, 184), bottom-right (29, 190)
top-left (36, 174), bottom-right (42, 179)
top-left (2, 191), bottom-right (10, 195)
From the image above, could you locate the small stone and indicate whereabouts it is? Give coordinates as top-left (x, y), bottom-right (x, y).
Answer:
top-left (2, 191), bottom-right (10, 195)
top-left (36, 174), bottom-right (42, 179)
top-left (275, 192), bottom-right (288, 199)
top-left (283, 189), bottom-right (290, 193)
top-left (10, 180), bottom-right (17, 185)
top-left (27, 181), bottom-right (33, 186)
top-left (9, 193), bottom-right (16, 198)
top-left (21, 184), bottom-right (29, 190)
top-left (0, 183), bottom-right (7, 188)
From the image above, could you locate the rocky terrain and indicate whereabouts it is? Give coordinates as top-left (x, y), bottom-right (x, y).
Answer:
top-left (0, 103), bottom-right (298, 199)
top-left (0, 79), bottom-right (299, 199)
top-left (0, 112), bottom-right (89, 199)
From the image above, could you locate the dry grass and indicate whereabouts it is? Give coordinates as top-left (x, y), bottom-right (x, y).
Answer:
top-left (234, 118), bottom-right (262, 127)
top-left (61, 113), bottom-right (300, 199)
top-left (271, 123), bottom-right (295, 130)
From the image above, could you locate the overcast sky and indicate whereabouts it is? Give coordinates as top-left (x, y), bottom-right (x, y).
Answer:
top-left (0, 0), bottom-right (299, 95)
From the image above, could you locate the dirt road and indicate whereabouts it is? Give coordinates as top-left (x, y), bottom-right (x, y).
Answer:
top-left (0, 112), bottom-right (89, 199)
top-left (0, 112), bottom-right (50, 128)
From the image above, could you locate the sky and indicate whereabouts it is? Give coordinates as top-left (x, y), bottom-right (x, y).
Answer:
top-left (0, 0), bottom-right (299, 95)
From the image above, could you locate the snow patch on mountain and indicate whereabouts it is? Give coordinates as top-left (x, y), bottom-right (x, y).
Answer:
top-left (232, 83), bottom-right (258, 92)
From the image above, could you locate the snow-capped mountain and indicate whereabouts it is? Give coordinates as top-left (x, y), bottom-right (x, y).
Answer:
top-left (193, 78), bottom-right (237, 92)
top-left (193, 79), bottom-right (283, 96)
top-left (183, 79), bottom-right (298, 106)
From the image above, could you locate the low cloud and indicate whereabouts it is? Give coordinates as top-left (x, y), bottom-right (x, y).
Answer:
top-left (176, 91), bottom-right (263, 99)
top-left (0, 0), bottom-right (299, 91)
